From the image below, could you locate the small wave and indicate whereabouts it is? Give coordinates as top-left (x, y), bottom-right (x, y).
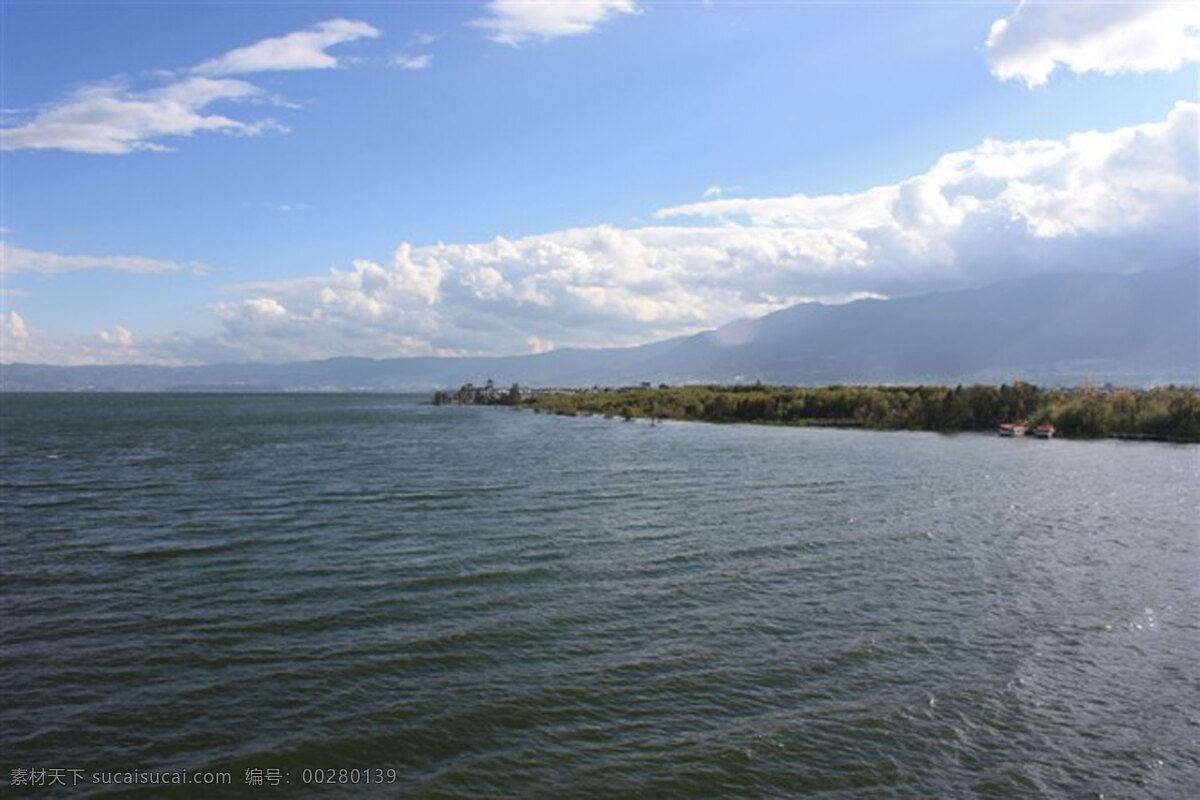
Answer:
top-left (403, 567), bottom-right (554, 591)
top-left (113, 539), bottom-right (261, 561)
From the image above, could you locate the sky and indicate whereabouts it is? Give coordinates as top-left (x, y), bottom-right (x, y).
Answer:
top-left (1, 0), bottom-right (1197, 365)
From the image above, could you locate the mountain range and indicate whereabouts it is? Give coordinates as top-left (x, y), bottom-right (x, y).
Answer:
top-left (3, 265), bottom-right (1196, 391)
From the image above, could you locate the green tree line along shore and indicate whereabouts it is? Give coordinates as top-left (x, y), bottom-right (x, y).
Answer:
top-left (440, 383), bottom-right (1200, 443)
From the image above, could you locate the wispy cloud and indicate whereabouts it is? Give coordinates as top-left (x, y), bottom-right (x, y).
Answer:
top-left (0, 242), bottom-right (188, 274)
top-left (0, 77), bottom-right (282, 155)
top-left (390, 53), bottom-right (433, 70)
top-left (1, 19), bottom-right (377, 154)
top-left (259, 201), bottom-right (312, 213)
top-left (470, 0), bottom-right (639, 46)
top-left (202, 104), bottom-right (1196, 362)
top-left (193, 19), bottom-right (380, 76)
top-left (702, 185), bottom-right (743, 199)
top-left (987, 1), bottom-right (1200, 87)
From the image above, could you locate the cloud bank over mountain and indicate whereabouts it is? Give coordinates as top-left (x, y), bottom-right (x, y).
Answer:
top-left (190, 103), bottom-right (1196, 364)
top-left (4, 266), bottom-right (1195, 388)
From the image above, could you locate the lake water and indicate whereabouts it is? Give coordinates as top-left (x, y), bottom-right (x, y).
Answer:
top-left (2, 393), bottom-right (1198, 797)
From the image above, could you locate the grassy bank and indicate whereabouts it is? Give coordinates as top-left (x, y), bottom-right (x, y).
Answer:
top-left (519, 383), bottom-right (1200, 442)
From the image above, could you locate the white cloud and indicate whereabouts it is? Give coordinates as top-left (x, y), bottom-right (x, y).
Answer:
top-left (2, 19), bottom-right (376, 154)
top-left (470, 0), bottom-right (639, 45)
top-left (2, 311), bottom-right (30, 343)
top-left (201, 223), bottom-right (891, 361)
top-left (96, 325), bottom-right (134, 347)
top-left (193, 19), bottom-right (381, 76)
top-left (200, 103), bottom-right (1195, 362)
top-left (658, 101), bottom-right (1197, 277)
top-left (702, 184), bottom-right (744, 199)
top-left (0, 312), bottom-right (200, 366)
top-left (987, 1), bottom-right (1200, 86)
top-left (390, 54), bottom-right (433, 70)
top-left (0, 242), bottom-right (187, 274)
top-left (410, 31), bottom-right (438, 46)
top-left (0, 77), bottom-right (278, 154)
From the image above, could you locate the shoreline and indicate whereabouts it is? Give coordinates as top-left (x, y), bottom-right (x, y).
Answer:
top-left (437, 382), bottom-right (1200, 444)
top-left (525, 406), bottom-right (1199, 444)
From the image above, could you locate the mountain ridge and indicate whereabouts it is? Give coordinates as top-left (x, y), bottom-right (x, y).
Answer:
top-left (3, 265), bottom-right (1196, 391)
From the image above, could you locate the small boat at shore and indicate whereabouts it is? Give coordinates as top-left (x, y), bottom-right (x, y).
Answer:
top-left (1033, 423), bottom-right (1055, 439)
top-left (998, 422), bottom-right (1027, 437)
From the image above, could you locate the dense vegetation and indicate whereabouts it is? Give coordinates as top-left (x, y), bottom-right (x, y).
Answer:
top-left (519, 383), bottom-right (1200, 442)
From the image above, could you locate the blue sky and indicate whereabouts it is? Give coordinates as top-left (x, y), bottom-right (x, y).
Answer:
top-left (2, 1), bottom-right (1197, 364)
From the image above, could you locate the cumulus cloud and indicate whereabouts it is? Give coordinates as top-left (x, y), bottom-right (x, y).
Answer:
top-left (203, 223), bottom-right (887, 361)
top-left (390, 54), bottom-right (433, 70)
top-left (0, 312), bottom-right (201, 366)
top-left (193, 19), bottom-right (379, 76)
top-left (658, 101), bottom-right (1196, 278)
top-left (470, 0), bottom-right (639, 45)
top-left (986, 1), bottom-right (1200, 86)
top-left (2, 19), bottom-right (376, 154)
top-left (2, 311), bottom-right (30, 343)
top-left (0, 242), bottom-right (186, 274)
top-left (96, 325), bottom-right (134, 347)
top-left (204, 103), bottom-right (1196, 362)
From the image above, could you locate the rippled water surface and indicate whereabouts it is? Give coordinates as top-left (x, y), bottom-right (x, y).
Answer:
top-left (3, 393), bottom-right (1198, 797)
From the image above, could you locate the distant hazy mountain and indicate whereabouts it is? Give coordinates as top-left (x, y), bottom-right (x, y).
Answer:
top-left (4, 266), bottom-right (1196, 391)
top-left (635, 263), bottom-right (1198, 386)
